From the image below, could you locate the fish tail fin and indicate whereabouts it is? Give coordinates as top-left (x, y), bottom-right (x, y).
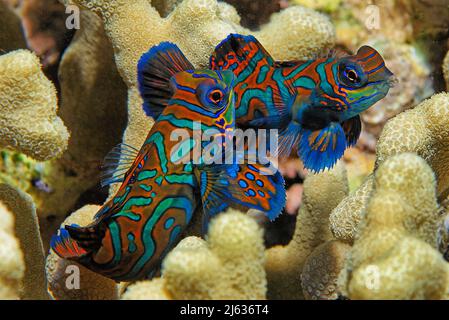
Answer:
top-left (298, 122), bottom-right (347, 173)
top-left (137, 42), bottom-right (194, 119)
top-left (50, 223), bottom-right (104, 259)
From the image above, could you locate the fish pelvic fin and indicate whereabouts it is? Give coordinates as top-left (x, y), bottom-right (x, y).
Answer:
top-left (50, 225), bottom-right (89, 259)
top-left (137, 42), bottom-right (194, 119)
top-left (342, 115), bottom-right (362, 147)
top-left (50, 223), bottom-right (105, 260)
top-left (298, 122), bottom-right (347, 173)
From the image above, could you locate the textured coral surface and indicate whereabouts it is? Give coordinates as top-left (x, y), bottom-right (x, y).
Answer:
top-left (0, 50), bottom-right (69, 161)
top-left (0, 0), bottom-right (448, 301)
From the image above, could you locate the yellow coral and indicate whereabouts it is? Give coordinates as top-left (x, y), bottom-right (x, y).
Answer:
top-left (329, 175), bottom-right (373, 244)
top-left (46, 205), bottom-right (120, 300)
top-left (256, 5), bottom-right (335, 61)
top-left (331, 93), bottom-right (449, 243)
top-left (121, 210), bottom-right (266, 300)
top-left (342, 153), bottom-right (449, 299)
top-left (265, 161), bottom-right (348, 299)
top-left (0, 50), bottom-right (69, 161)
top-left (444, 50), bottom-right (449, 91)
top-left (0, 183), bottom-right (49, 299)
top-left (376, 93), bottom-right (449, 200)
top-left (0, 201), bottom-right (25, 300)
top-left (36, 11), bottom-right (128, 245)
top-left (301, 240), bottom-right (351, 300)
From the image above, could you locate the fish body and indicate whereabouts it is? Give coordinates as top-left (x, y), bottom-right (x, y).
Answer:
top-left (210, 34), bottom-right (394, 172)
top-left (51, 43), bottom-right (285, 281)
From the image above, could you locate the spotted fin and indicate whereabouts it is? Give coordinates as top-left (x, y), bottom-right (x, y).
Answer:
top-left (50, 225), bottom-right (89, 259)
top-left (342, 115), bottom-right (362, 147)
top-left (196, 161), bottom-right (285, 228)
top-left (137, 42), bottom-right (194, 119)
top-left (298, 122), bottom-right (347, 172)
top-left (210, 33), bottom-right (275, 73)
top-left (101, 143), bottom-right (139, 188)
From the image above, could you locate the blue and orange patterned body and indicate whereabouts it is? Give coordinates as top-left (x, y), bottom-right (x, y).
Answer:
top-left (210, 34), bottom-right (394, 172)
top-left (51, 43), bottom-right (285, 281)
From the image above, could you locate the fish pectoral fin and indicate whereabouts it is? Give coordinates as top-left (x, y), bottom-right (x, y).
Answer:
top-left (195, 164), bottom-right (238, 225)
top-left (229, 162), bottom-right (285, 221)
top-left (138, 42), bottom-right (194, 119)
top-left (342, 115), bottom-right (362, 147)
top-left (101, 143), bottom-right (140, 188)
top-left (196, 161), bottom-right (285, 231)
top-left (298, 122), bottom-right (347, 173)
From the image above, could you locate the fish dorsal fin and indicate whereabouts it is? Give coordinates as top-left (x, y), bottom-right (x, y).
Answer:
top-left (210, 34), bottom-right (275, 73)
top-left (101, 143), bottom-right (140, 188)
top-left (137, 42), bottom-right (194, 120)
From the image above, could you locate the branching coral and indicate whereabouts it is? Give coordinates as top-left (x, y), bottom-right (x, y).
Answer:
top-left (122, 209), bottom-right (266, 300)
top-left (45, 205), bottom-right (120, 300)
top-left (444, 50), bottom-right (449, 91)
top-left (301, 240), bottom-right (351, 300)
top-left (0, 0), bottom-right (27, 52)
top-left (331, 93), bottom-right (449, 243)
top-left (0, 201), bottom-right (25, 299)
top-left (0, 183), bottom-right (49, 299)
top-left (0, 50), bottom-right (69, 161)
top-left (341, 153), bottom-right (449, 299)
top-left (265, 161), bottom-right (348, 300)
top-left (36, 11), bottom-right (127, 245)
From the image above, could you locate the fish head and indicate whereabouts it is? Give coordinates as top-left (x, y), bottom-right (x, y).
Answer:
top-left (334, 45), bottom-right (395, 117)
top-left (168, 69), bottom-right (236, 131)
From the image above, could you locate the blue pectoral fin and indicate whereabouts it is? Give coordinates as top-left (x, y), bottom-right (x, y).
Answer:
top-left (196, 160), bottom-right (286, 233)
top-left (298, 122), bottom-right (347, 173)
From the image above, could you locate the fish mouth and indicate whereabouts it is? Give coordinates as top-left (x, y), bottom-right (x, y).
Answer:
top-left (386, 76), bottom-right (399, 88)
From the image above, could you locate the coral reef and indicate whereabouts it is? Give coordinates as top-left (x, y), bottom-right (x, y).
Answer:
top-left (0, 184), bottom-right (49, 299)
top-left (122, 210), bottom-right (266, 300)
top-left (301, 240), bottom-right (351, 300)
top-left (444, 50), bottom-right (449, 90)
top-left (0, 50), bottom-right (69, 161)
top-left (46, 205), bottom-right (120, 300)
top-left (265, 161), bottom-right (348, 300)
top-left (36, 10), bottom-right (127, 245)
top-left (0, 201), bottom-right (24, 299)
top-left (341, 153), bottom-right (449, 299)
top-left (0, 0), bottom-right (26, 52)
top-left (331, 92), bottom-right (449, 243)
top-left (0, 0), bottom-right (447, 301)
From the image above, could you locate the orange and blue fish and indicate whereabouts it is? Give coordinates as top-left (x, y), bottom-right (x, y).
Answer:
top-left (210, 34), bottom-right (395, 172)
top-left (50, 42), bottom-right (285, 281)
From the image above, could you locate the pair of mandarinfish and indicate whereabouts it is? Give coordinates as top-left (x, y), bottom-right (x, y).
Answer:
top-left (51, 34), bottom-right (393, 281)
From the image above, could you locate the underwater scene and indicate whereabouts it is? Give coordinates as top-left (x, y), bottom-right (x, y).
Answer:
top-left (0, 0), bottom-right (449, 302)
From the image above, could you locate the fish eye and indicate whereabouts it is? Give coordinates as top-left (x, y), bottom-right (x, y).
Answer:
top-left (345, 68), bottom-right (359, 83)
top-left (209, 89), bottom-right (224, 104)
